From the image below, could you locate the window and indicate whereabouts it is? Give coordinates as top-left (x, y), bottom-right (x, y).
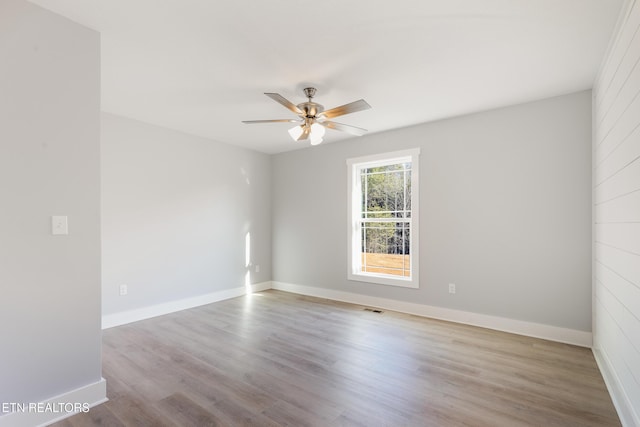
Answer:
top-left (347, 149), bottom-right (419, 288)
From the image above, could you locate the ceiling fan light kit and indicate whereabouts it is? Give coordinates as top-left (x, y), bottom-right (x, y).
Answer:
top-left (242, 87), bottom-right (371, 146)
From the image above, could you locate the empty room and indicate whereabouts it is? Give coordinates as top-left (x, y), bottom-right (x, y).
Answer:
top-left (1, 0), bottom-right (639, 426)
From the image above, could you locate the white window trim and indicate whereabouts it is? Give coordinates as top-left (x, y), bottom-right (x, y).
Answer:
top-left (346, 148), bottom-right (420, 288)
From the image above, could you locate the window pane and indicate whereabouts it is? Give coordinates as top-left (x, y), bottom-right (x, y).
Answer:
top-left (361, 165), bottom-right (410, 219)
top-left (405, 169), bottom-right (411, 212)
top-left (361, 221), bottom-right (410, 277)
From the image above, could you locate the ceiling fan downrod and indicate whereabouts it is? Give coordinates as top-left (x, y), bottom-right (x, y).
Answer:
top-left (297, 88), bottom-right (324, 119)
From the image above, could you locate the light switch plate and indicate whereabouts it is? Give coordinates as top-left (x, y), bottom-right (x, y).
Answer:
top-left (51, 216), bottom-right (68, 235)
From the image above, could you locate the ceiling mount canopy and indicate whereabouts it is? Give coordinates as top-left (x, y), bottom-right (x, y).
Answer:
top-left (242, 87), bottom-right (371, 146)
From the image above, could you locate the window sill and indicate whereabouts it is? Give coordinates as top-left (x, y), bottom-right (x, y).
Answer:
top-left (348, 272), bottom-right (419, 289)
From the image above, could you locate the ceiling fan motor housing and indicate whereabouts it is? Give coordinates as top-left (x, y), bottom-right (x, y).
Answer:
top-left (297, 101), bottom-right (324, 118)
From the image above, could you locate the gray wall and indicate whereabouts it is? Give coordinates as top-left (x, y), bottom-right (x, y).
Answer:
top-left (101, 113), bottom-right (271, 316)
top-left (593, 0), bottom-right (640, 423)
top-left (273, 90), bottom-right (593, 331)
top-left (0, 0), bottom-right (102, 405)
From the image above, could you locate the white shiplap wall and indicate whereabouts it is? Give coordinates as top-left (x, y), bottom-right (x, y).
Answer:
top-left (593, 0), bottom-right (640, 425)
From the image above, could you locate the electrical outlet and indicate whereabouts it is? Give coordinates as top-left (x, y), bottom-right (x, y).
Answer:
top-left (119, 284), bottom-right (128, 296)
top-left (51, 216), bottom-right (68, 235)
top-left (448, 283), bottom-right (456, 294)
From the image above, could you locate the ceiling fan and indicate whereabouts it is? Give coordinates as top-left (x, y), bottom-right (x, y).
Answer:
top-left (242, 87), bottom-right (371, 145)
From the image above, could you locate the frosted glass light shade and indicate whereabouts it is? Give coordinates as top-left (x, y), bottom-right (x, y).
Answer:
top-left (288, 125), bottom-right (304, 141)
top-left (310, 136), bottom-right (323, 145)
top-left (310, 122), bottom-right (326, 138)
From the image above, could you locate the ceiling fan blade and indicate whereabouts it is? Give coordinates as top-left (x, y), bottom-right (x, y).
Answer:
top-left (264, 93), bottom-right (303, 115)
top-left (318, 99), bottom-right (371, 119)
top-left (242, 119), bottom-right (302, 124)
top-left (321, 121), bottom-right (368, 136)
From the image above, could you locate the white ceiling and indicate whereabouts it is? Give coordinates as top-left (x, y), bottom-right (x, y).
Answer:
top-left (29, 0), bottom-right (623, 154)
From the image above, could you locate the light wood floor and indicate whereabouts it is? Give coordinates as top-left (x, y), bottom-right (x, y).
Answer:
top-left (54, 290), bottom-right (620, 426)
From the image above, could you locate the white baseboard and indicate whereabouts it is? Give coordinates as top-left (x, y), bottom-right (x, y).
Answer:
top-left (102, 281), bottom-right (272, 329)
top-left (0, 378), bottom-right (107, 427)
top-left (103, 279), bottom-right (593, 346)
top-left (250, 281), bottom-right (272, 293)
top-left (593, 348), bottom-right (640, 427)
top-left (271, 281), bottom-right (593, 347)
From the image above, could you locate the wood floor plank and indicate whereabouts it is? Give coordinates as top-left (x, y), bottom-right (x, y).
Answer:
top-left (154, 392), bottom-right (220, 426)
top-left (107, 397), bottom-right (177, 427)
top-left (52, 290), bottom-right (620, 426)
top-left (65, 403), bottom-right (125, 427)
